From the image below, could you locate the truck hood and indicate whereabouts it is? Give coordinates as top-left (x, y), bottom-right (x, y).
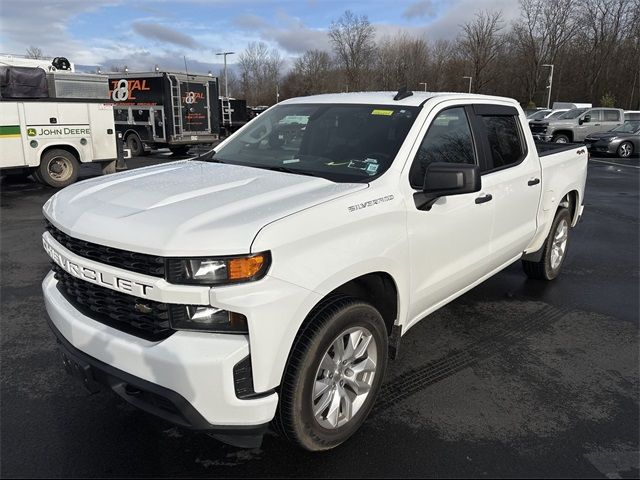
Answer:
top-left (44, 161), bottom-right (367, 256)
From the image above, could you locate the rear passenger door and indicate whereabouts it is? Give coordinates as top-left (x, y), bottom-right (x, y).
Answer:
top-left (601, 109), bottom-right (623, 132)
top-left (471, 104), bottom-right (542, 268)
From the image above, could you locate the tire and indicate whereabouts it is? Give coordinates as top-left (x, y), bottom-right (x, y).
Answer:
top-left (169, 145), bottom-right (190, 155)
top-left (126, 133), bottom-right (144, 157)
top-left (37, 149), bottom-right (79, 188)
top-left (617, 141), bottom-right (633, 158)
top-left (522, 207), bottom-right (571, 280)
top-left (552, 134), bottom-right (570, 143)
top-left (101, 160), bottom-right (117, 175)
top-left (273, 297), bottom-right (388, 451)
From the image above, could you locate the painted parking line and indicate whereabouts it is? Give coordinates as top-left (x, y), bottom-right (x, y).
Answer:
top-left (589, 159), bottom-right (640, 169)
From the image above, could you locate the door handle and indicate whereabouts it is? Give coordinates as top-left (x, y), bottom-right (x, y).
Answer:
top-left (594, 123), bottom-right (601, 126)
top-left (528, 178), bottom-right (540, 186)
top-left (475, 194), bottom-right (493, 204)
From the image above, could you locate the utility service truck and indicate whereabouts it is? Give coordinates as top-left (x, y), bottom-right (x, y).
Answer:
top-left (42, 90), bottom-right (588, 451)
top-left (108, 71), bottom-right (221, 156)
top-left (0, 64), bottom-right (120, 187)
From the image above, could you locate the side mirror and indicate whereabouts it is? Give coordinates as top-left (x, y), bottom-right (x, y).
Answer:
top-left (580, 114), bottom-right (590, 125)
top-left (414, 162), bottom-right (481, 210)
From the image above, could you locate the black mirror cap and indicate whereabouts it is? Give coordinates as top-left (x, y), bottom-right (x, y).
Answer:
top-left (423, 162), bottom-right (480, 195)
top-left (414, 162), bottom-right (481, 210)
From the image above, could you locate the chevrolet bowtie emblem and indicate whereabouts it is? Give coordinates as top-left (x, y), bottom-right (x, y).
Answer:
top-left (134, 302), bottom-right (152, 314)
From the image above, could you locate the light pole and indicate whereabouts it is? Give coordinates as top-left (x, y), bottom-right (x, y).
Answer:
top-left (276, 83), bottom-right (280, 103)
top-left (462, 76), bottom-right (472, 93)
top-left (542, 64), bottom-right (554, 109)
top-left (215, 51), bottom-right (235, 100)
top-left (419, 82), bottom-right (427, 92)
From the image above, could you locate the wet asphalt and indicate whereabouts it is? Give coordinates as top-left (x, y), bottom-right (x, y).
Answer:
top-left (1, 153), bottom-right (638, 478)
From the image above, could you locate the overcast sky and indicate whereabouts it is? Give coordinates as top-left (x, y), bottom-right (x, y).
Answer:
top-left (0, 0), bottom-right (522, 74)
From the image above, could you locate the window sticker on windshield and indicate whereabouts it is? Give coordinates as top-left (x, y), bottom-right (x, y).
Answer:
top-left (348, 160), bottom-right (368, 170)
top-left (371, 109), bottom-right (394, 116)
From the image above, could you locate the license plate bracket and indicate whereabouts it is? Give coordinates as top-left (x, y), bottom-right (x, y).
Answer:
top-left (58, 342), bottom-right (101, 394)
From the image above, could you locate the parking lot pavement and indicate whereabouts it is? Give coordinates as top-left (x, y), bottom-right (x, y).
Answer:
top-left (1, 155), bottom-right (638, 478)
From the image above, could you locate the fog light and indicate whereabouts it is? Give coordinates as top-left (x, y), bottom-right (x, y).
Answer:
top-left (171, 306), bottom-right (248, 333)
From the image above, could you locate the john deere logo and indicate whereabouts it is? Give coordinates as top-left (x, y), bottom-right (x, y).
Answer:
top-left (27, 128), bottom-right (37, 136)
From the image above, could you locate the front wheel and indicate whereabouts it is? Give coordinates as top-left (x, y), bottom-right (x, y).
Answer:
top-left (552, 134), bottom-right (570, 143)
top-left (273, 298), bottom-right (388, 451)
top-left (617, 141), bottom-right (633, 158)
top-left (522, 208), bottom-right (571, 280)
top-left (37, 149), bottom-right (79, 188)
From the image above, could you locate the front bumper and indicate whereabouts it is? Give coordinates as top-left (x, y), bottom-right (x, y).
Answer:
top-left (584, 139), bottom-right (619, 155)
top-left (42, 272), bottom-right (278, 445)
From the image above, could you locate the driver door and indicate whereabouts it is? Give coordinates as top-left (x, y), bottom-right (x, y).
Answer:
top-left (405, 105), bottom-right (494, 327)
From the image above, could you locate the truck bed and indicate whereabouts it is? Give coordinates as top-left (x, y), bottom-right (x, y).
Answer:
top-left (535, 141), bottom-right (584, 157)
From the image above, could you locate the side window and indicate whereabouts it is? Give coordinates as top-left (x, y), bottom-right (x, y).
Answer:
top-left (480, 115), bottom-right (525, 170)
top-left (586, 109), bottom-right (602, 122)
top-left (603, 110), bottom-right (620, 122)
top-left (409, 107), bottom-right (476, 188)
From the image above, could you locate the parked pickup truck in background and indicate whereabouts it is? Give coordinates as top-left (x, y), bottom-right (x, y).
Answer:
top-left (529, 107), bottom-right (624, 143)
top-left (41, 91), bottom-right (588, 451)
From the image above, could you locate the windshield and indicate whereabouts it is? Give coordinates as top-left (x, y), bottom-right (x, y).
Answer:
top-left (547, 110), bottom-right (566, 119)
top-left (213, 103), bottom-right (419, 183)
top-left (611, 121), bottom-right (640, 133)
top-left (527, 110), bottom-right (550, 120)
top-left (557, 108), bottom-right (588, 119)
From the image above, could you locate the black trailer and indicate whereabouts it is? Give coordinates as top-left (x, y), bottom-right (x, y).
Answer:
top-left (107, 72), bottom-right (220, 155)
top-left (219, 97), bottom-right (248, 135)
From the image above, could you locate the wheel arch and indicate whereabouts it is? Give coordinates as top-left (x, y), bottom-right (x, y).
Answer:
top-left (40, 144), bottom-right (81, 164)
top-left (553, 130), bottom-right (574, 142)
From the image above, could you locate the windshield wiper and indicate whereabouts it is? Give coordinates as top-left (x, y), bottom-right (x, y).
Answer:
top-left (259, 165), bottom-right (320, 178)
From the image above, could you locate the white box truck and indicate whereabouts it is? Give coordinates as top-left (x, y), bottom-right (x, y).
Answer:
top-left (0, 65), bottom-right (120, 187)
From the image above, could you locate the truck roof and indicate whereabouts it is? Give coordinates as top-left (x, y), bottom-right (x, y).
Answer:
top-left (279, 91), bottom-right (518, 108)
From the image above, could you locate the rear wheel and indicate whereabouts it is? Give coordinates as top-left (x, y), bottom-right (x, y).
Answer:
top-left (552, 134), bottom-right (570, 143)
top-left (617, 141), bottom-right (633, 158)
top-left (126, 133), bottom-right (144, 157)
top-left (273, 298), bottom-right (388, 451)
top-left (522, 208), bottom-right (571, 280)
top-left (37, 149), bottom-right (79, 188)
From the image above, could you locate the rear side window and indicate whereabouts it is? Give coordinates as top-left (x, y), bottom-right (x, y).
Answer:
top-left (603, 110), bottom-right (620, 121)
top-left (480, 116), bottom-right (525, 170)
top-left (409, 107), bottom-right (476, 188)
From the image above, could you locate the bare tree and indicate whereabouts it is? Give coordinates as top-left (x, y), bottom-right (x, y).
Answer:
top-left (577, 0), bottom-right (633, 99)
top-left (375, 33), bottom-right (429, 91)
top-left (25, 46), bottom-right (44, 59)
top-left (513, 0), bottom-right (578, 105)
top-left (329, 10), bottom-right (376, 91)
top-left (458, 10), bottom-right (505, 93)
top-left (238, 41), bottom-right (283, 105)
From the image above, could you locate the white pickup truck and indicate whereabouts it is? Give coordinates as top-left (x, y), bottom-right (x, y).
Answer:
top-left (42, 91), bottom-right (588, 451)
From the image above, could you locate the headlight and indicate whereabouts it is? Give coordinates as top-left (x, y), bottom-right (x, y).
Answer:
top-left (171, 305), bottom-right (248, 333)
top-left (167, 252), bottom-right (271, 285)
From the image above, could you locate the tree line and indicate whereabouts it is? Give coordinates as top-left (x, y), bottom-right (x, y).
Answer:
top-left (233, 0), bottom-right (639, 110)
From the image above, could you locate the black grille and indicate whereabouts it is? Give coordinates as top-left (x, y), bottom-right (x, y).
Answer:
top-left (45, 220), bottom-right (165, 278)
top-left (529, 123), bottom-right (548, 135)
top-left (53, 265), bottom-right (175, 341)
